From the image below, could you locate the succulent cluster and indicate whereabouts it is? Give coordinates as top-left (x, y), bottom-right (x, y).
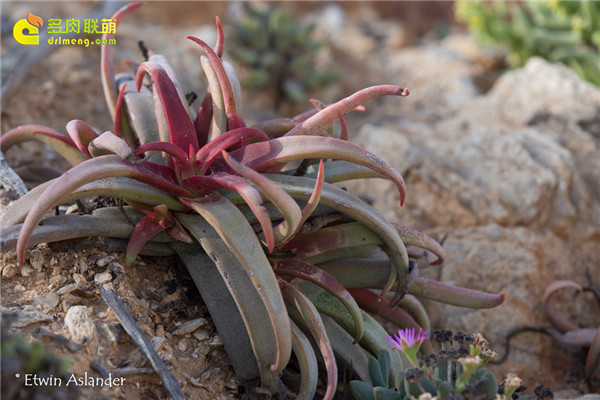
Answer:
top-left (1, 3), bottom-right (505, 398)
top-left (455, 0), bottom-right (600, 86)
top-left (227, 3), bottom-right (338, 106)
top-left (351, 329), bottom-right (554, 400)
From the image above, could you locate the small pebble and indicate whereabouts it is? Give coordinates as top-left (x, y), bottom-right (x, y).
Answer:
top-left (178, 339), bottom-right (188, 352)
top-left (29, 248), bottom-right (45, 270)
top-left (193, 330), bottom-right (210, 342)
top-left (73, 273), bottom-right (87, 287)
top-left (61, 294), bottom-right (81, 305)
top-left (34, 292), bottom-right (60, 309)
top-left (96, 256), bottom-right (116, 268)
top-left (2, 264), bottom-right (18, 279)
top-left (94, 271), bottom-right (113, 285)
top-left (14, 284), bottom-right (25, 292)
top-left (209, 335), bottom-right (222, 347)
top-left (49, 275), bottom-right (66, 287)
top-left (171, 318), bottom-right (207, 336)
top-left (20, 265), bottom-right (33, 277)
top-left (64, 306), bottom-right (97, 343)
top-left (56, 283), bottom-right (78, 295)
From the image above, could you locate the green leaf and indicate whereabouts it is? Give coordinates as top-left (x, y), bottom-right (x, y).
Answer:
top-left (289, 320), bottom-right (318, 400)
top-left (350, 380), bottom-right (375, 400)
top-left (263, 174), bottom-right (409, 302)
top-left (170, 242), bottom-right (261, 383)
top-left (369, 356), bottom-right (386, 388)
top-left (281, 281), bottom-right (337, 400)
top-left (176, 194), bottom-right (291, 374)
top-left (377, 349), bottom-right (391, 388)
top-left (373, 387), bottom-right (401, 400)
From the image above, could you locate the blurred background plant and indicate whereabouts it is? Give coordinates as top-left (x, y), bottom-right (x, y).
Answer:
top-left (455, 0), bottom-right (600, 86)
top-left (226, 3), bottom-right (338, 108)
top-left (1, 315), bottom-right (76, 400)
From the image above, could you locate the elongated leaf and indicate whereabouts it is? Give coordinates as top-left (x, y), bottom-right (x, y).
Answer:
top-left (544, 280), bottom-right (582, 333)
top-left (65, 120), bottom-right (98, 158)
top-left (148, 53), bottom-right (194, 122)
top-left (393, 223), bottom-right (445, 265)
top-left (176, 195), bottom-right (291, 374)
top-left (101, 2), bottom-right (141, 120)
top-left (135, 142), bottom-right (193, 179)
top-left (284, 85), bottom-right (408, 137)
top-left (196, 127), bottom-right (269, 175)
top-left (1, 207), bottom-right (152, 252)
top-left (88, 131), bottom-right (133, 159)
top-left (293, 279), bottom-right (404, 384)
top-left (222, 151), bottom-right (302, 246)
top-left (181, 173), bottom-right (275, 252)
top-left (585, 328), bottom-right (600, 380)
top-left (116, 73), bottom-right (161, 157)
top-left (125, 215), bottom-right (166, 268)
top-left (317, 258), bottom-right (506, 309)
top-left (289, 319), bottom-right (318, 400)
top-left (188, 36), bottom-right (244, 129)
top-left (281, 160), bottom-right (325, 247)
top-left (170, 242), bottom-right (261, 383)
top-left (200, 55), bottom-right (227, 137)
top-left (321, 314), bottom-right (371, 383)
top-left (16, 155), bottom-right (190, 264)
top-left (0, 176), bottom-right (185, 228)
top-left (0, 125), bottom-right (86, 166)
top-left (261, 174), bottom-right (409, 302)
top-left (251, 118), bottom-right (296, 139)
top-left (136, 61), bottom-right (198, 152)
top-left (275, 259), bottom-right (363, 343)
top-left (231, 136), bottom-right (407, 205)
top-left (281, 280), bottom-right (337, 400)
top-left (282, 222), bottom-right (383, 259)
top-left (301, 160), bottom-right (380, 183)
top-left (194, 90), bottom-right (213, 147)
top-left (348, 288), bottom-right (433, 355)
top-left (382, 293), bottom-right (431, 332)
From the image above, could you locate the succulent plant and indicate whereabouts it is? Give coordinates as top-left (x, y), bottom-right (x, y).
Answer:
top-left (227, 3), bottom-right (338, 107)
top-left (350, 329), bottom-right (551, 400)
top-left (455, 0), bottom-right (600, 86)
top-left (1, 3), bottom-right (506, 398)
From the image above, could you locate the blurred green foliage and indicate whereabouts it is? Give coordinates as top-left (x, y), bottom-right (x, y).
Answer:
top-left (456, 1), bottom-right (600, 86)
top-left (227, 4), bottom-right (338, 106)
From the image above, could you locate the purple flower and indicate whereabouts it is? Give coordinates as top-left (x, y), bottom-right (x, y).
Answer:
top-left (386, 327), bottom-right (428, 351)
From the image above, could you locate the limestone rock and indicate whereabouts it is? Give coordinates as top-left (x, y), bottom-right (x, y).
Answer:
top-left (64, 305), bottom-right (97, 344)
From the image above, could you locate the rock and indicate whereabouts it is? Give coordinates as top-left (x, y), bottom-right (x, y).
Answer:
top-left (64, 305), bottom-right (97, 343)
top-left (2, 263), bottom-right (18, 279)
top-left (28, 247), bottom-right (45, 271)
top-left (94, 271), bottom-right (113, 285)
top-left (34, 292), bottom-right (60, 309)
top-left (56, 283), bottom-right (78, 295)
top-left (193, 330), bottom-right (210, 342)
top-left (96, 255), bottom-right (116, 267)
top-left (172, 318), bottom-right (207, 336)
top-left (8, 310), bottom-right (53, 328)
top-left (20, 265), bottom-right (33, 277)
top-left (73, 273), bottom-right (87, 287)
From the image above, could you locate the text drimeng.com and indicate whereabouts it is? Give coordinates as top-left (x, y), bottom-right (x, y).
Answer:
top-left (47, 37), bottom-right (116, 47)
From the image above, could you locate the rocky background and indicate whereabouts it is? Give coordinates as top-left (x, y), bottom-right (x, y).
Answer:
top-left (1, 2), bottom-right (599, 398)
